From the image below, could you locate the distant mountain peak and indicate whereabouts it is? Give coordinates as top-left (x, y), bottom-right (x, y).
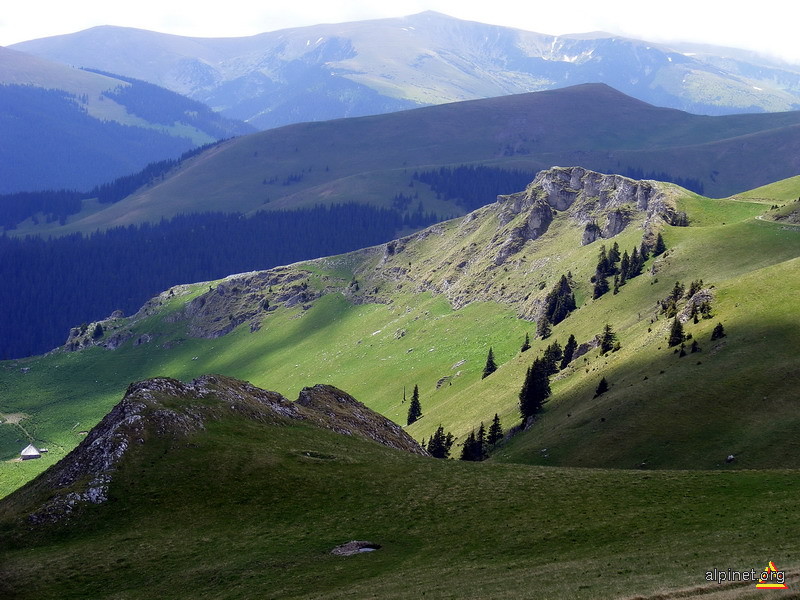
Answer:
top-left (12, 12), bottom-right (800, 130)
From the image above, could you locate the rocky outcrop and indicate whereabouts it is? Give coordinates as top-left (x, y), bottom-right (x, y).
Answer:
top-left (297, 385), bottom-right (428, 456)
top-left (678, 289), bottom-right (715, 323)
top-left (23, 375), bottom-right (425, 524)
top-left (491, 166), bottom-right (674, 259)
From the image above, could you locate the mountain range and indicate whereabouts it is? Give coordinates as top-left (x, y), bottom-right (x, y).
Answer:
top-left (0, 46), bottom-right (254, 193)
top-left (4, 82), bottom-right (800, 361)
top-left (13, 82), bottom-right (800, 238)
top-left (11, 11), bottom-right (800, 133)
top-left (3, 165), bottom-right (798, 486)
top-left (2, 164), bottom-right (799, 596)
top-left (3, 12), bottom-right (800, 598)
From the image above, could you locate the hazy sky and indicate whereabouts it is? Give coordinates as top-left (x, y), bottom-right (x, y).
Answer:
top-left (3, 0), bottom-right (798, 63)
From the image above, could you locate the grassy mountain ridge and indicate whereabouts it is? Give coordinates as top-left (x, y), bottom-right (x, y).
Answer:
top-left (18, 83), bottom-right (800, 237)
top-left (0, 46), bottom-right (253, 193)
top-left (2, 166), bottom-right (799, 498)
top-left (11, 11), bottom-right (800, 130)
top-left (1, 372), bottom-right (799, 598)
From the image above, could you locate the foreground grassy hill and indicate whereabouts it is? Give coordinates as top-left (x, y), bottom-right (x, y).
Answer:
top-left (16, 83), bottom-right (800, 237)
top-left (1, 375), bottom-right (797, 599)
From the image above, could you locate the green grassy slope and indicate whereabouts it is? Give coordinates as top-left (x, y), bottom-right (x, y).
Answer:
top-left (2, 169), bottom-right (799, 498)
top-left (17, 84), bottom-right (800, 236)
top-left (1, 387), bottom-right (798, 599)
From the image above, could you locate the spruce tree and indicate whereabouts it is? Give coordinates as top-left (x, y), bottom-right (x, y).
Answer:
top-left (596, 244), bottom-right (610, 277)
top-left (520, 333), bottom-right (531, 353)
top-left (608, 241), bottom-right (621, 268)
top-left (476, 422), bottom-right (488, 460)
top-left (487, 413), bottom-right (504, 446)
top-left (593, 377), bottom-right (609, 398)
top-left (668, 317), bottom-right (684, 347)
top-left (619, 250), bottom-right (630, 285)
top-left (592, 276), bottom-right (610, 299)
top-left (407, 384), bottom-right (422, 425)
top-left (519, 357), bottom-right (551, 423)
top-left (688, 279), bottom-right (704, 298)
top-left (543, 275), bottom-right (577, 325)
top-left (459, 425), bottom-right (488, 462)
top-left (542, 341), bottom-right (563, 375)
top-left (599, 324), bottom-right (617, 354)
top-left (460, 430), bottom-right (477, 461)
top-left (639, 240), bottom-right (650, 262)
top-left (537, 316), bottom-right (552, 339)
top-left (711, 322), bottom-right (726, 340)
top-left (654, 232), bottom-right (667, 255)
top-left (560, 334), bottom-right (577, 370)
top-left (482, 347), bottom-right (498, 378)
top-left (670, 281), bottom-right (685, 303)
top-left (629, 246), bottom-right (643, 277)
top-left (92, 323), bottom-right (104, 339)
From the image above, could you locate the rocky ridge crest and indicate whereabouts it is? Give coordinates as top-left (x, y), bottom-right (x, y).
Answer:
top-left (22, 376), bottom-right (426, 524)
top-left (59, 167), bottom-right (680, 350)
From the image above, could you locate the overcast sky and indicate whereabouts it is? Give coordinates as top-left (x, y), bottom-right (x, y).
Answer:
top-left (3, 1), bottom-right (798, 64)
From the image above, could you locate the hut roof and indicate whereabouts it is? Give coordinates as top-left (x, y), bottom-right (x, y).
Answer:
top-left (21, 444), bottom-right (41, 458)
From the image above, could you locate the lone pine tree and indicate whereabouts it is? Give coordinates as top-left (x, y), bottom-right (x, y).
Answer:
top-left (537, 316), bottom-right (552, 339)
top-left (482, 347), bottom-right (498, 378)
top-left (520, 333), bottom-right (531, 353)
top-left (600, 324), bottom-right (617, 354)
top-left (542, 341), bottom-right (563, 375)
top-left (406, 384), bottom-right (422, 425)
top-left (594, 377), bottom-right (609, 398)
top-left (560, 334), bottom-right (577, 370)
top-left (654, 232), bottom-right (667, 256)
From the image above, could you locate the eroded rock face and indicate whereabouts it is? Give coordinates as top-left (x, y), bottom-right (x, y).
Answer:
top-left (488, 166), bottom-right (674, 270)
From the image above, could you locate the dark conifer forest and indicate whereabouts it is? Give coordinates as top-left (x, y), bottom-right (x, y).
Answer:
top-left (413, 166), bottom-right (536, 211)
top-left (0, 204), bottom-right (441, 359)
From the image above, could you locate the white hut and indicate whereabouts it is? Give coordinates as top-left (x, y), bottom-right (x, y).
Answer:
top-left (20, 444), bottom-right (41, 460)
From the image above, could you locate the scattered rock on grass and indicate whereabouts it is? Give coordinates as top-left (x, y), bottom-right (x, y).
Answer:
top-left (331, 541), bottom-right (381, 556)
